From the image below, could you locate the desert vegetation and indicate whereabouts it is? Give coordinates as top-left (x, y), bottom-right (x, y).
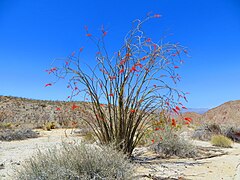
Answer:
top-left (211, 135), bottom-right (233, 148)
top-left (0, 128), bottom-right (39, 141)
top-left (1, 13), bottom-right (240, 180)
top-left (46, 14), bottom-right (189, 155)
top-left (15, 142), bottom-right (134, 180)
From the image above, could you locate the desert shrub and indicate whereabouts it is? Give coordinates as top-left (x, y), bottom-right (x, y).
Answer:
top-left (15, 143), bottom-right (134, 180)
top-left (152, 127), bottom-right (196, 158)
top-left (192, 123), bottom-right (221, 141)
top-left (222, 126), bottom-right (240, 142)
top-left (0, 128), bottom-right (39, 141)
top-left (47, 15), bottom-right (188, 155)
top-left (0, 122), bottom-right (13, 129)
top-left (211, 135), bottom-right (233, 148)
top-left (43, 122), bottom-right (56, 131)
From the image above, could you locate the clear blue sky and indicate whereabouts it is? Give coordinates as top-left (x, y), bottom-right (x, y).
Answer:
top-left (0, 0), bottom-right (239, 108)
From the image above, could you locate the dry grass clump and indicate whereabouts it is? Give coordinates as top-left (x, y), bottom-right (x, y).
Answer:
top-left (43, 122), bottom-right (56, 131)
top-left (0, 122), bottom-right (13, 129)
top-left (15, 142), bottom-right (134, 180)
top-left (152, 128), bottom-right (197, 158)
top-left (0, 128), bottom-right (39, 141)
top-left (211, 135), bottom-right (233, 148)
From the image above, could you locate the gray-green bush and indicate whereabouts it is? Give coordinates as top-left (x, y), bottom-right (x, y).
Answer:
top-left (152, 128), bottom-right (197, 158)
top-left (0, 128), bottom-right (38, 141)
top-left (15, 142), bottom-right (134, 180)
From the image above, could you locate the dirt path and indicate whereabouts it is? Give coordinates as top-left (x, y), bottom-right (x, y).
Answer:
top-left (134, 140), bottom-right (240, 179)
top-left (183, 141), bottom-right (240, 180)
top-left (1, 129), bottom-right (240, 180)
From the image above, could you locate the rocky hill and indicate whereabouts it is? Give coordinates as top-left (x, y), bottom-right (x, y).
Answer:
top-left (0, 96), bottom-right (84, 128)
top-left (1, 95), bottom-right (240, 128)
top-left (201, 100), bottom-right (240, 126)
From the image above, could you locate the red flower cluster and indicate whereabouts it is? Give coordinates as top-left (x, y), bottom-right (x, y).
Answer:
top-left (72, 104), bottom-right (79, 110)
top-left (171, 119), bottom-right (177, 127)
top-left (130, 109), bottom-right (136, 113)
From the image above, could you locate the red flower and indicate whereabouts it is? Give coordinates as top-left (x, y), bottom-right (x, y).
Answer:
top-left (154, 14), bottom-right (161, 18)
top-left (72, 104), bottom-right (79, 110)
top-left (45, 83), bottom-right (52, 87)
top-left (172, 108), bottom-right (179, 115)
top-left (155, 127), bottom-right (160, 131)
top-left (171, 119), bottom-right (177, 127)
top-left (79, 47), bottom-right (84, 52)
top-left (151, 139), bottom-right (155, 143)
top-left (119, 68), bottom-right (124, 74)
top-left (153, 84), bottom-right (157, 88)
top-left (174, 66), bottom-right (179, 69)
top-left (120, 59), bottom-right (126, 65)
top-left (141, 56), bottom-right (147, 60)
top-left (130, 66), bottom-right (138, 72)
top-left (109, 93), bottom-right (114, 97)
top-left (175, 106), bottom-right (181, 111)
top-left (185, 121), bottom-right (190, 125)
top-left (130, 109), bottom-right (136, 113)
top-left (103, 31), bottom-right (107, 36)
top-left (86, 33), bottom-right (92, 37)
top-left (126, 53), bottom-right (131, 57)
top-left (184, 117), bottom-right (192, 122)
top-left (109, 76), bottom-right (116, 80)
top-left (56, 107), bottom-right (61, 111)
top-left (146, 38), bottom-right (151, 42)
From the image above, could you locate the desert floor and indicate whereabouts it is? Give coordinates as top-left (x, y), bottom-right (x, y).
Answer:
top-left (0, 129), bottom-right (240, 180)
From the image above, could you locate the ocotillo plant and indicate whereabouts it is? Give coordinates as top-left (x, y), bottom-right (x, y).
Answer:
top-left (46, 14), bottom-right (188, 155)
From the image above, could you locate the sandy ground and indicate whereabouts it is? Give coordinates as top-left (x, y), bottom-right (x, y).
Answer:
top-left (0, 129), bottom-right (80, 179)
top-left (134, 140), bottom-right (240, 180)
top-left (1, 129), bottom-right (240, 180)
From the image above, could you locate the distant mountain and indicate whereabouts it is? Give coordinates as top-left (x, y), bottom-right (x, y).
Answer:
top-left (182, 108), bottom-right (209, 114)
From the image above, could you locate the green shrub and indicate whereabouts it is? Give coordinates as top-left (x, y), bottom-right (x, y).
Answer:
top-left (211, 135), bottom-right (233, 148)
top-left (0, 128), bottom-right (39, 141)
top-left (0, 122), bottom-right (13, 129)
top-left (15, 142), bottom-right (134, 180)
